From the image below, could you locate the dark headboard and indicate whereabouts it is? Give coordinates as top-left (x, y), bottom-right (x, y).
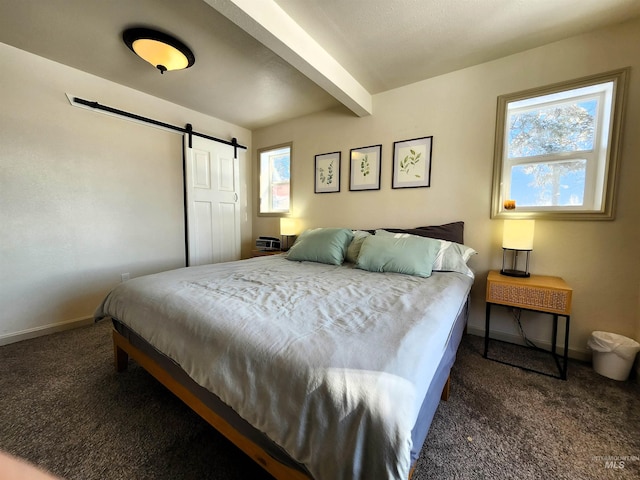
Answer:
top-left (371, 221), bottom-right (464, 244)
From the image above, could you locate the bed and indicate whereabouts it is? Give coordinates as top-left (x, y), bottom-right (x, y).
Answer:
top-left (94, 222), bottom-right (475, 480)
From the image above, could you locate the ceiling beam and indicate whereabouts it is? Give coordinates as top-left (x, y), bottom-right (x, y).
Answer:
top-left (205, 0), bottom-right (372, 117)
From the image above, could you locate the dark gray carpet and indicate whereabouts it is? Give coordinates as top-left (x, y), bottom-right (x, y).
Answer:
top-left (1, 321), bottom-right (638, 479)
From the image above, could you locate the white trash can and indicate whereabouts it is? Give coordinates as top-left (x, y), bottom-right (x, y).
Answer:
top-left (588, 331), bottom-right (640, 381)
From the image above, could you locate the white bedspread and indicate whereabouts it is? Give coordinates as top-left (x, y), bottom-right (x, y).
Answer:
top-left (95, 256), bottom-right (473, 480)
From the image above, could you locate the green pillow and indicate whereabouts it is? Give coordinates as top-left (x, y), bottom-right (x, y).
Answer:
top-left (356, 234), bottom-right (440, 277)
top-left (286, 228), bottom-right (354, 265)
top-left (376, 229), bottom-right (476, 277)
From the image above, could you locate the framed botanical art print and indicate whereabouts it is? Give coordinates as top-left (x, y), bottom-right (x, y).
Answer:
top-left (349, 144), bottom-right (382, 191)
top-left (314, 151), bottom-right (341, 193)
top-left (392, 136), bottom-right (433, 189)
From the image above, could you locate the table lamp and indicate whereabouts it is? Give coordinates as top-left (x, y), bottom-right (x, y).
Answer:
top-left (501, 219), bottom-right (535, 277)
top-left (280, 218), bottom-right (298, 251)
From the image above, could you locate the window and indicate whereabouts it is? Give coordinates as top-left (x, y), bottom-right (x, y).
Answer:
top-left (491, 69), bottom-right (628, 220)
top-left (258, 143), bottom-right (292, 216)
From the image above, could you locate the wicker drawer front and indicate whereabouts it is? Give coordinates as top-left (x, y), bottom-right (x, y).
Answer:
top-left (488, 282), bottom-right (570, 314)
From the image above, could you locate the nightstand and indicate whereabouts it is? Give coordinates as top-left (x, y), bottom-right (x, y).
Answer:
top-left (250, 249), bottom-right (283, 257)
top-left (484, 270), bottom-right (572, 380)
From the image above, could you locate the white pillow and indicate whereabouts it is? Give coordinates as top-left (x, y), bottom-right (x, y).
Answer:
top-left (345, 230), bottom-right (371, 263)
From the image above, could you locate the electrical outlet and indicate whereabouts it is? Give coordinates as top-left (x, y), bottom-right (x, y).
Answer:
top-left (121, 273), bottom-right (130, 282)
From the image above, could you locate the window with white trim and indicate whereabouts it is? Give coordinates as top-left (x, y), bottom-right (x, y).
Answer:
top-left (492, 69), bottom-right (628, 220)
top-left (258, 143), bottom-right (291, 216)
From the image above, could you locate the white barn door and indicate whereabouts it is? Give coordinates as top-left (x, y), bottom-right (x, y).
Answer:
top-left (184, 134), bottom-right (241, 266)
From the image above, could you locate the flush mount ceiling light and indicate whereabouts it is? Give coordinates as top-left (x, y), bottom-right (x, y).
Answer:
top-left (123, 27), bottom-right (195, 74)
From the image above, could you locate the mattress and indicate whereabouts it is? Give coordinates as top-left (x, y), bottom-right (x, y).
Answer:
top-left (95, 255), bottom-right (473, 480)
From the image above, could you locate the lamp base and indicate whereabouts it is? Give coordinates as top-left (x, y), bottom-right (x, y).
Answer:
top-left (501, 248), bottom-right (532, 278)
top-left (280, 235), bottom-right (296, 252)
top-left (500, 268), bottom-right (530, 278)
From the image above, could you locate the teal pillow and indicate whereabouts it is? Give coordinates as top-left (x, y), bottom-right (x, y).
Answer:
top-left (286, 228), bottom-right (354, 265)
top-left (376, 229), bottom-right (476, 277)
top-left (356, 234), bottom-right (440, 277)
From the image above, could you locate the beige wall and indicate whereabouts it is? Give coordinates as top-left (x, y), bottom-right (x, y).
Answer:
top-left (252, 18), bottom-right (640, 358)
top-left (0, 42), bottom-right (252, 343)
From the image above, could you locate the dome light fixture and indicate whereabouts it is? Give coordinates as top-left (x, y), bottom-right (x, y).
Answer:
top-left (123, 27), bottom-right (195, 74)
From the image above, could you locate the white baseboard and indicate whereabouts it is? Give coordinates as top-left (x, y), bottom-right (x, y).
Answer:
top-left (0, 316), bottom-right (94, 346)
top-left (467, 326), bottom-right (591, 362)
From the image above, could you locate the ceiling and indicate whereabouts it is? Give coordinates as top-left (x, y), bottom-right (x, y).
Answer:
top-left (1, 0), bottom-right (639, 130)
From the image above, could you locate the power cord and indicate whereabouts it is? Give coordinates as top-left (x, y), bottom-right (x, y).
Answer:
top-left (511, 307), bottom-right (545, 351)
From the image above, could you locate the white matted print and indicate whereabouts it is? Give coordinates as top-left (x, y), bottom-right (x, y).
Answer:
top-left (349, 144), bottom-right (382, 191)
top-left (392, 136), bottom-right (432, 189)
top-left (314, 151), bottom-right (341, 193)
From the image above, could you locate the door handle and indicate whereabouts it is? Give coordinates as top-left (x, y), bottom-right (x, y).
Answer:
top-left (234, 193), bottom-right (239, 202)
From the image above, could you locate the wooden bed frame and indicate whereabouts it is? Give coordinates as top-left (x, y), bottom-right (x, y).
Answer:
top-left (112, 328), bottom-right (451, 480)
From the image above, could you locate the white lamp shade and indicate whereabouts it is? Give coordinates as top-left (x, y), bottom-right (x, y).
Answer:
top-left (132, 38), bottom-right (190, 71)
top-left (280, 218), bottom-right (298, 236)
top-left (502, 220), bottom-right (535, 250)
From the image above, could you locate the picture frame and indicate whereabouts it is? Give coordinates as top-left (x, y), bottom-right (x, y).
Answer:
top-left (349, 144), bottom-right (382, 191)
top-left (314, 151), bottom-right (341, 193)
top-left (392, 136), bottom-right (433, 189)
